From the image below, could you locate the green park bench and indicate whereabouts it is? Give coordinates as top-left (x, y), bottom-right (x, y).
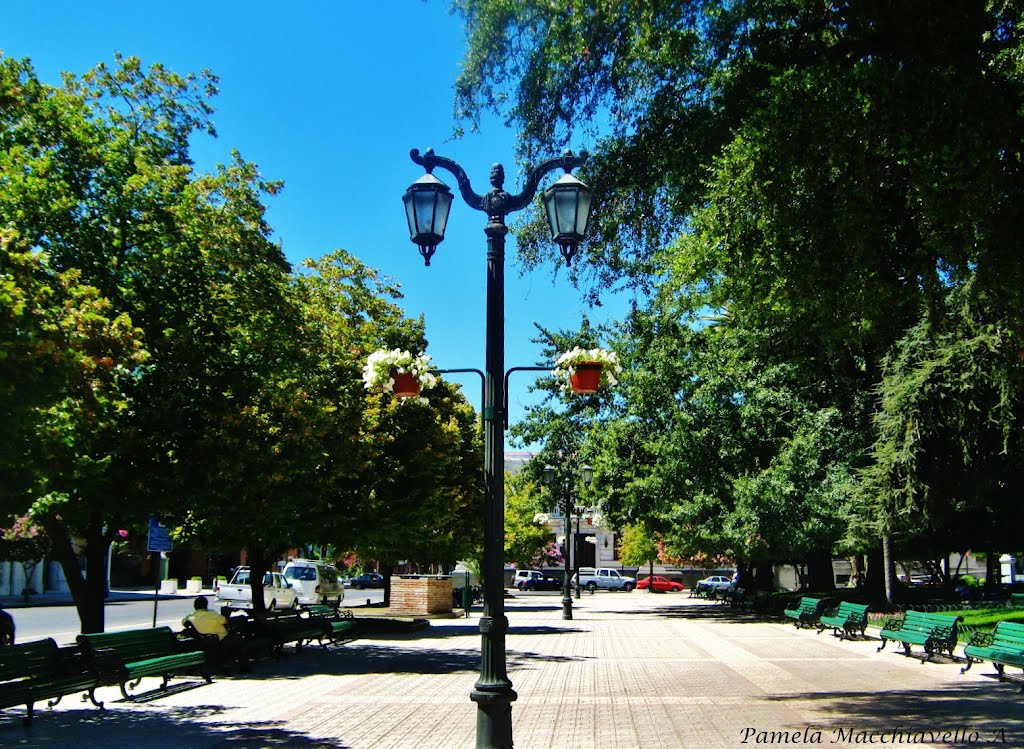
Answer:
top-left (224, 615), bottom-right (277, 660)
top-left (251, 610), bottom-right (327, 654)
top-left (1011, 593), bottom-right (1024, 607)
top-left (302, 604), bottom-right (358, 647)
top-left (716, 586), bottom-right (748, 607)
top-left (877, 610), bottom-right (963, 661)
top-left (303, 603), bottom-right (340, 617)
top-left (783, 597), bottom-right (825, 628)
top-left (317, 608), bottom-right (357, 647)
top-left (816, 601), bottom-right (869, 640)
top-left (77, 626), bottom-right (209, 700)
top-left (0, 638), bottom-right (103, 725)
top-left (960, 620), bottom-right (1024, 685)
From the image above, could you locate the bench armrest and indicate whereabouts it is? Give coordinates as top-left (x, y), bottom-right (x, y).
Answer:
top-left (88, 647), bottom-right (125, 681)
top-left (58, 649), bottom-right (93, 675)
top-left (966, 631), bottom-right (994, 648)
top-left (881, 616), bottom-right (904, 631)
top-left (931, 625), bottom-right (954, 641)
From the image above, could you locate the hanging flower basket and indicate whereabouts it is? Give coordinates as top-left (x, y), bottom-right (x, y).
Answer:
top-left (554, 347), bottom-right (622, 394)
top-left (569, 363), bottom-right (602, 394)
top-left (390, 371), bottom-right (421, 398)
top-left (362, 348), bottom-right (438, 398)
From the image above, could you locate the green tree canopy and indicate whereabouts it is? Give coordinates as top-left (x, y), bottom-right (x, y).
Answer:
top-left (455, 1), bottom-right (1024, 594)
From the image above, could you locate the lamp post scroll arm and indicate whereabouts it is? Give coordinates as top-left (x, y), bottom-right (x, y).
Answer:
top-left (410, 148), bottom-right (485, 212)
top-left (505, 150), bottom-right (590, 213)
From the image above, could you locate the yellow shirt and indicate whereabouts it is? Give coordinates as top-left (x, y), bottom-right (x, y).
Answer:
top-left (183, 608), bottom-right (228, 640)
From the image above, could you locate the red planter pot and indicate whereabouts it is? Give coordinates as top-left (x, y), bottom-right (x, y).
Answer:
top-left (569, 362), bottom-right (602, 394)
top-left (391, 371), bottom-right (421, 398)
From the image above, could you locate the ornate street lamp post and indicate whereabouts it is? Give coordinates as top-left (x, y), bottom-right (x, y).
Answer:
top-left (542, 463), bottom-right (592, 620)
top-left (403, 148), bottom-right (591, 749)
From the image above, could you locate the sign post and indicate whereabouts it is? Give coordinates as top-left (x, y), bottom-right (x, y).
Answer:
top-left (147, 516), bottom-right (173, 627)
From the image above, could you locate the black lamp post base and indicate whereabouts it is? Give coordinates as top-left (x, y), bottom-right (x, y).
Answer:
top-left (562, 594), bottom-right (573, 620)
top-left (470, 687), bottom-right (518, 749)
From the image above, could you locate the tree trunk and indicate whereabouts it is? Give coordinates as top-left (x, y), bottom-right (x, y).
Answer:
top-left (648, 557), bottom-right (655, 593)
top-left (850, 554), bottom-right (865, 588)
top-left (42, 513), bottom-right (109, 633)
top-left (881, 534), bottom-right (894, 606)
top-left (380, 562), bottom-right (395, 607)
top-left (752, 561), bottom-right (774, 591)
top-left (862, 546), bottom-right (885, 603)
top-left (247, 548), bottom-right (270, 613)
top-left (985, 550), bottom-right (999, 591)
top-left (805, 549), bottom-right (836, 592)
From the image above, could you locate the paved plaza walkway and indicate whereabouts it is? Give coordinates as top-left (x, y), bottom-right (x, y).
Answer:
top-left (3, 591), bottom-right (1023, 748)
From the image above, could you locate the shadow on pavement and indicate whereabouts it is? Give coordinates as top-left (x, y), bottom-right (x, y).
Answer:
top-left (0, 705), bottom-right (350, 748)
top-left (766, 682), bottom-right (1024, 741)
top-left (508, 625), bottom-right (585, 636)
top-left (383, 622), bottom-right (582, 640)
top-left (503, 604), bottom-right (567, 614)
top-left (603, 603), bottom-right (768, 623)
top-left (235, 641), bottom-right (580, 682)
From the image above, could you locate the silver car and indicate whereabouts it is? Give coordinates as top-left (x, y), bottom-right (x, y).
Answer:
top-left (695, 575), bottom-right (733, 593)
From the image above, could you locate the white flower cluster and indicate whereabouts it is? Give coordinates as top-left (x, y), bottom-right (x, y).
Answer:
top-left (552, 346), bottom-right (623, 392)
top-left (533, 513), bottom-right (551, 525)
top-left (362, 348), bottom-right (439, 393)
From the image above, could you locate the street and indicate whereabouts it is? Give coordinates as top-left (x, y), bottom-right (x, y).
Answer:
top-left (9, 588), bottom-right (385, 644)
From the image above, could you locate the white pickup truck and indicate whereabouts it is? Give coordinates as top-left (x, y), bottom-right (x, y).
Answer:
top-left (573, 567), bottom-right (636, 592)
top-left (215, 567), bottom-right (300, 611)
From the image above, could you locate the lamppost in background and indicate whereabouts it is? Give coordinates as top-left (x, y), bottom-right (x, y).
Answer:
top-left (542, 463), bottom-right (592, 619)
top-left (403, 147), bottom-right (591, 749)
top-left (571, 501), bottom-right (596, 600)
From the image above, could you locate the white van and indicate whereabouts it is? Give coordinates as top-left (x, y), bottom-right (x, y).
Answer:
top-left (282, 559), bottom-right (345, 606)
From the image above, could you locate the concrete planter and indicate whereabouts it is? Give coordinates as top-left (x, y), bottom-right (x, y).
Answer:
top-left (185, 579), bottom-right (202, 594)
top-left (159, 579), bottom-right (178, 594)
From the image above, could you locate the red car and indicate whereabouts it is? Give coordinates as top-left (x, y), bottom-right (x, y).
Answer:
top-left (636, 575), bottom-right (684, 592)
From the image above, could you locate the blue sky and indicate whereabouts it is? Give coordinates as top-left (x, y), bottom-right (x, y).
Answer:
top-left (4, 1), bottom-right (631, 444)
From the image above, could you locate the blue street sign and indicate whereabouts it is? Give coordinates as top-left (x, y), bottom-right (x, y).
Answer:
top-left (147, 516), bottom-right (173, 552)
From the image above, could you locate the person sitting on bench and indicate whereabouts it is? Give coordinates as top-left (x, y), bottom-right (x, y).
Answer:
top-left (183, 595), bottom-right (249, 673)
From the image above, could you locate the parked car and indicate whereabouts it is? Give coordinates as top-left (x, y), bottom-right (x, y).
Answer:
top-left (636, 575), bottom-right (684, 592)
top-left (573, 567), bottom-right (636, 592)
top-left (349, 572), bottom-right (385, 590)
top-left (513, 570), bottom-right (548, 590)
top-left (695, 575), bottom-right (734, 594)
top-left (521, 573), bottom-right (563, 592)
top-left (282, 559), bottom-right (345, 605)
top-left (216, 567), bottom-right (300, 611)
